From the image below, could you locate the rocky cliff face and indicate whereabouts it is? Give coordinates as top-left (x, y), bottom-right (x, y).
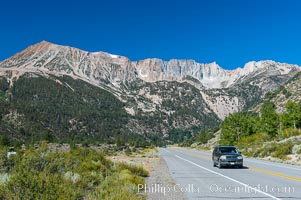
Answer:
top-left (0, 41), bottom-right (137, 95)
top-left (259, 71), bottom-right (301, 113)
top-left (135, 58), bottom-right (299, 89)
top-left (0, 41), bottom-right (300, 121)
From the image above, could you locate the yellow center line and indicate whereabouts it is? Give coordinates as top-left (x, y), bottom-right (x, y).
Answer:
top-left (249, 167), bottom-right (301, 182)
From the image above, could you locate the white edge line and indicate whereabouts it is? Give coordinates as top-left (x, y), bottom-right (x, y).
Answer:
top-left (175, 154), bottom-right (281, 200)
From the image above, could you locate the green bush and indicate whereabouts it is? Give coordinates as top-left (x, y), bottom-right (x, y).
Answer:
top-left (237, 132), bottom-right (270, 148)
top-left (115, 162), bottom-right (149, 177)
top-left (85, 170), bottom-right (145, 200)
top-left (246, 142), bottom-right (294, 160)
top-left (272, 142), bottom-right (293, 160)
top-left (0, 143), bottom-right (147, 199)
top-left (278, 129), bottom-right (301, 140)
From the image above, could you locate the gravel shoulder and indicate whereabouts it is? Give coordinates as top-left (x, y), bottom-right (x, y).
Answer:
top-left (145, 157), bottom-right (187, 200)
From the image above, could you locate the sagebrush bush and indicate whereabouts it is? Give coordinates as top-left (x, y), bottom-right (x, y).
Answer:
top-left (85, 170), bottom-right (145, 200)
top-left (115, 162), bottom-right (149, 177)
top-left (0, 143), bottom-right (147, 200)
top-left (278, 129), bottom-right (301, 140)
top-left (245, 141), bottom-right (294, 160)
top-left (272, 142), bottom-right (293, 160)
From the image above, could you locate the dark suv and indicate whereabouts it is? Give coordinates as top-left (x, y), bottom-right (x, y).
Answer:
top-left (212, 146), bottom-right (243, 168)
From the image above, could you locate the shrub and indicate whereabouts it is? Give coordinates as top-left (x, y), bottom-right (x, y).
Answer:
top-left (115, 162), bottom-right (149, 177)
top-left (0, 143), bottom-right (147, 199)
top-left (278, 129), bottom-right (301, 140)
top-left (85, 170), bottom-right (145, 200)
top-left (272, 142), bottom-right (294, 160)
top-left (249, 142), bottom-right (294, 160)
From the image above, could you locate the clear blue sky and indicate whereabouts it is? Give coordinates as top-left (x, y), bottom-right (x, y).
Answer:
top-left (1, 0), bottom-right (301, 69)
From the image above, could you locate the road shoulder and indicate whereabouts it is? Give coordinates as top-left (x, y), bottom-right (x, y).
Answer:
top-left (146, 157), bottom-right (187, 200)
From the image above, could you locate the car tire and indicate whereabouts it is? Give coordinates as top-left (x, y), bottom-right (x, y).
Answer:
top-left (238, 165), bottom-right (243, 169)
top-left (217, 160), bottom-right (222, 169)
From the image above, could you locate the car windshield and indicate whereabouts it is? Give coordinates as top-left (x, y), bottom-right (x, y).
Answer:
top-left (219, 147), bottom-right (238, 154)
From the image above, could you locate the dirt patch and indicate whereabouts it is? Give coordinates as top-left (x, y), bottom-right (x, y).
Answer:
top-left (107, 148), bottom-right (187, 200)
top-left (107, 149), bottom-right (158, 172)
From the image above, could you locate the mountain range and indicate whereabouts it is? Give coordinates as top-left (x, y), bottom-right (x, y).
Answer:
top-left (0, 41), bottom-right (300, 144)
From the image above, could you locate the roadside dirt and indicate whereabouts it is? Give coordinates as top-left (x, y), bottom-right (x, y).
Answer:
top-left (107, 148), bottom-right (187, 200)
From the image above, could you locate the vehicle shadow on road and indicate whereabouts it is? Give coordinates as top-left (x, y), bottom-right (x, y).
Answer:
top-left (219, 166), bottom-right (249, 169)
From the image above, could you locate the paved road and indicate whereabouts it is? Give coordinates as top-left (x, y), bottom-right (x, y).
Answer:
top-left (157, 147), bottom-right (301, 200)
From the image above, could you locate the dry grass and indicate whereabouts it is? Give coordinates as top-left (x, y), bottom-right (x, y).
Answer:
top-left (107, 148), bottom-right (159, 173)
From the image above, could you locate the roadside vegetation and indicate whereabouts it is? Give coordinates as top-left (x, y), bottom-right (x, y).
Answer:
top-left (0, 142), bottom-right (148, 199)
top-left (220, 100), bottom-right (301, 160)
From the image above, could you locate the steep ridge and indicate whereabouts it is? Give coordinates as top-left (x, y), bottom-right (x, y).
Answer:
top-left (1, 41), bottom-right (299, 91)
top-left (0, 41), bottom-right (300, 143)
top-left (0, 41), bottom-right (136, 97)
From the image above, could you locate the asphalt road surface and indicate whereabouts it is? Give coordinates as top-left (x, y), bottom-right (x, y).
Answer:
top-left (157, 147), bottom-right (301, 200)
